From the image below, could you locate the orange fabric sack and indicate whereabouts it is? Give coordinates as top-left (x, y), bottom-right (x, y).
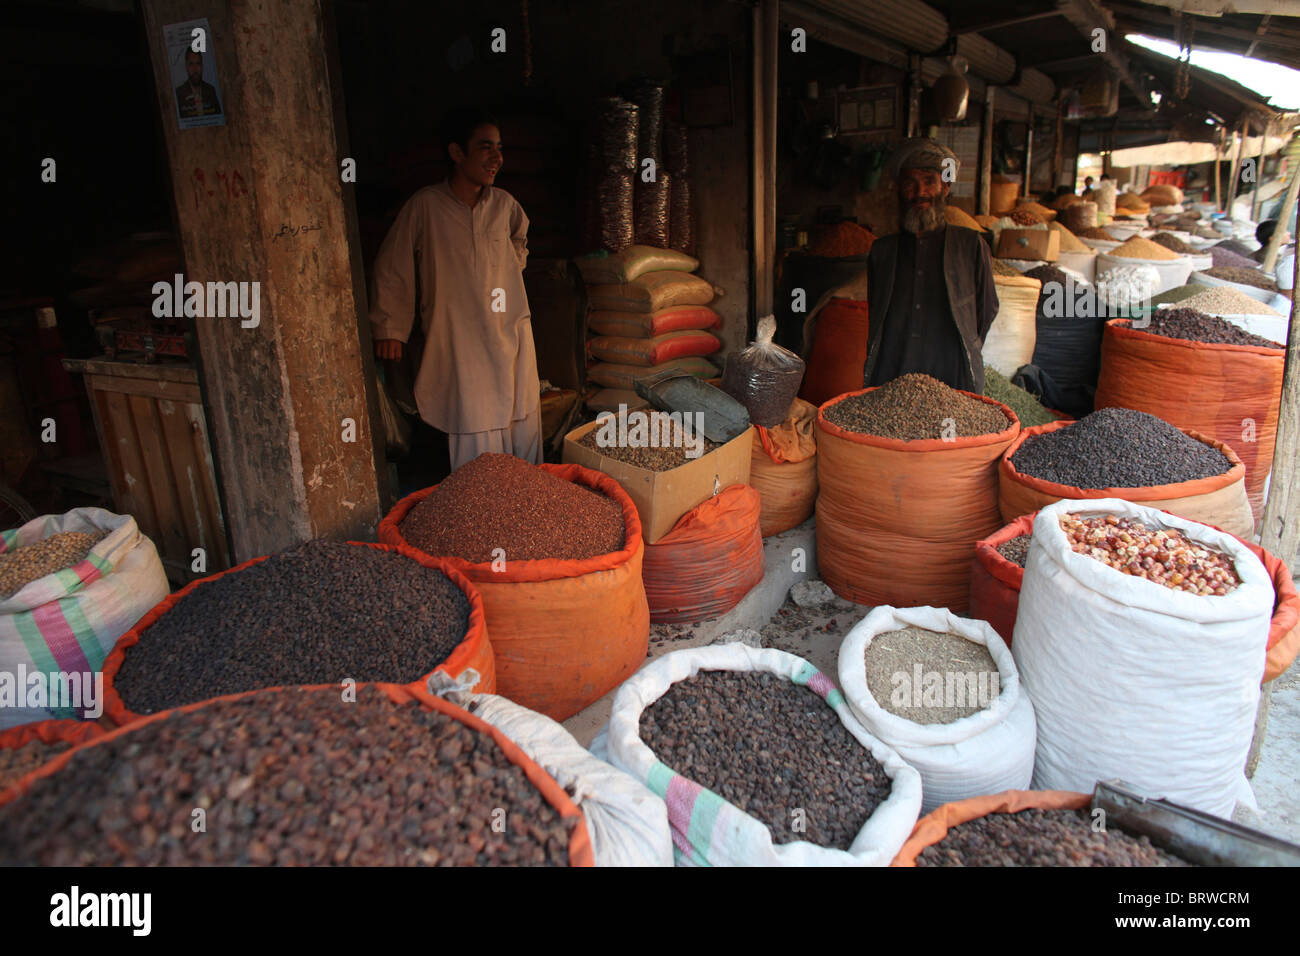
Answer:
top-left (0, 682), bottom-right (594, 867)
top-left (641, 485), bottom-right (764, 623)
top-left (800, 298), bottom-right (869, 407)
top-left (588, 305), bottom-right (721, 338)
top-left (968, 513), bottom-right (1036, 646)
top-left (100, 541), bottom-right (493, 727)
top-left (751, 399), bottom-right (819, 536)
top-left (587, 330), bottom-right (721, 367)
top-left (380, 463), bottom-right (650, 721)
top-left (1094, 320), bottom-right (1285, 524)
top-left (999, 420), bottom-right (1255, 539)
top-left (0, 719), bottom-right (105, 797)
top-left (891, 789), bottom-right (1089, 866)
top-left (816, 389), bottom-right (1019, 611)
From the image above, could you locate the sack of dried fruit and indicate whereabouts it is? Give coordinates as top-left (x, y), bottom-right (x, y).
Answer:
top-left (0, 509), bottom-right (168, 729)
top-left (456, 690), bottom-right (673, 866)
top-left (969, 513), bottom-right (1037, 645)
top-left (600, 643), bottom-right (923, 866)
top-left (838, 605), bottom-right (1036, 813)
top-left (1095, 316), bottom-right (1285, 524)
top-left (817, 378), bottom-right (1019, 611)
top-left (380, 458), bottom-right (650, 722)
top-left (1012, 498), bottom-right (1273, 818)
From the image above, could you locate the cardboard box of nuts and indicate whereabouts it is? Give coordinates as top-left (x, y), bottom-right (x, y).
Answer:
top-left (562, 420), bottom-right (754, 544)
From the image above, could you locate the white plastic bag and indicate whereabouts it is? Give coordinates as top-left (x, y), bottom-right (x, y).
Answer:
top-left (838, 605), bottom-right (1035, 813)
top-left (1012, 498), bottom-right (1272, 818)
top-left (602, 643), bottom-right (923, 866)
top-left (463, 692), bottom-right (673, 867)
top-left (0, 509), bottom-right (168, 729)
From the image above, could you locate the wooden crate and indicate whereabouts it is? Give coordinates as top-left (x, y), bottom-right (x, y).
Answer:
top-left (64, 359), bottom-right (230, 583)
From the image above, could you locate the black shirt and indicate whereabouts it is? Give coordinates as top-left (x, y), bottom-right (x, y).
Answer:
top-left (868, 224), bottom-right (970, 389)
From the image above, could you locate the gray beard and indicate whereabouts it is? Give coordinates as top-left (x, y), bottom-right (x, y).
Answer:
top-left (901, 201), bottom-right (945, 235)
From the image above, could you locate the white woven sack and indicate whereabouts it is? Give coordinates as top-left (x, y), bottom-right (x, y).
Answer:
top-left (838, 605), bottom-right (1035, 813)
top-left (1, 509), bottom-right (167, 729)
top-left (1012, 498), bottom-right (1272, 819)
top-left (462, 692), bottom-right (673, 867)
top-left (602, 643), bottom-right (923, 866)
top-left (983, 280), bottom-right (1039, 376)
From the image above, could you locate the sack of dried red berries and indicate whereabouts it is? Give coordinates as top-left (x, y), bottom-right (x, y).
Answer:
top-left (1011, 498), bottom-right (1274, 819)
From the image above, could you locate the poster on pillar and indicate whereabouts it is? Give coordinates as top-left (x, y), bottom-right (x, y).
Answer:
top-left (164, 18), bottom-right (226, 130)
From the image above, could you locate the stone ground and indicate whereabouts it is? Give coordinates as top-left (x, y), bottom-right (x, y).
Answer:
top-left (564, 536), bottom-right (1300, 848)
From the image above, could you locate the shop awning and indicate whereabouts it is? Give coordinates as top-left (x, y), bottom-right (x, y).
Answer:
top-left (1109, 132), bottom-right (1292, 167)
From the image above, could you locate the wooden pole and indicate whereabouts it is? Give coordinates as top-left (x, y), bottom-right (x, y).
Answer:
top-left (1052, 99), bottom-right (1063, 189)
top-left (1248, 241), bottom-right (1300, 776)
top-left (762, 0), bottom-right (778, 317)
top-left (1261, 142), bottom-right (1299, 274)
top-left (751, 4), bottom-right (767, 320)
top-left (1251, 118), bottom-right (1272, 222)
top-left (140, 0), bottom-right (384, 558)
top-left (1228, 115), bottom-right (1250, 214)
top-left (979, 86), bottom-right (995, 215)
top-left (1214, 126), bottom-right (1223, 212)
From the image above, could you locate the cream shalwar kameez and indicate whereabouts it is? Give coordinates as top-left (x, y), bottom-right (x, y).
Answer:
top-left (370, 181), bottom-right (541, 469)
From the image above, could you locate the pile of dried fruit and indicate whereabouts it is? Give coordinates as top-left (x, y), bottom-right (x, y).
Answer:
top-left (576, 413), bottom-right (719, 471)
top-left (1108, 236), bottom-right (1181, 261)
top-left (112, 540), bottom-right (471, 714)
top-left (1202, 266), bottom-right (1276, 292)
top-left (1137, 310), bottom-right (1283, 349)
top-left (1010, 209), bottom-right (1044, 226)
top-left (915, 807), bottom-right (1191, 866)
top-left (983, 367), bottom-right (1061, 429)
top-left (863, 626), bottom-right (1000, 724)
top-left (1059, 512), bottom-right (1241, 595)
top-left (1178, 287), bottom-right (1283, 316)
top-left (0, 739), bottom-right (75, 790)
top-left (991, 259), bottom-right (1023, 277)
top-left (995, 534), bottom-right (1031, 568)
top-left (1151, 232), bottom-right (1194, 254)
top-left (1010, 408), bottom-right (1232, 488)
top-left (0, 686), bottom-right (576, 866)
top-left (0, 531), bottom-right (109, 600)
top-left (825, 374), bottom-right (1010, 440)
top-left (402, 453), bottom-right (625, 562)
top-left (640, 670), bottom-right (891, 850)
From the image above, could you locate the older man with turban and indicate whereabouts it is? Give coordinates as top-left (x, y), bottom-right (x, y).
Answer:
top-left (862, 138), bottom-right (999, 393)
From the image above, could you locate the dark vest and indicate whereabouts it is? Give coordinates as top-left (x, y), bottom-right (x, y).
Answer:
top-left (863, 224), bottom-right (990, 394)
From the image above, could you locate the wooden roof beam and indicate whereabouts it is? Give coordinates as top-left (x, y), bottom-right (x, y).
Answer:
top-left (1056, 0), bottom-right (1153, 109)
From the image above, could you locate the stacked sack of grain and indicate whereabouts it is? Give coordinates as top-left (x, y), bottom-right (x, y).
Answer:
top-left (577, 246), bottom-right (723, 411)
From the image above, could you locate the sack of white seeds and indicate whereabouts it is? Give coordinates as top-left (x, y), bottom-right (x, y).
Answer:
top-left (1012, 498), bottom-right (1272, 818)
top-left (600, 643), bottom-right (923, 866)
top-left (448, 690), bottom-right (673, 867)
top-left (838, 605), bottom-right (1035, 813)
top-left (0, 509), bottom-right (167, 729)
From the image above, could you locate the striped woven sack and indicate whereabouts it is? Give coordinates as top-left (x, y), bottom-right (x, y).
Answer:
top-left (0, 509), bottom-right (168, 728)
top-left (601, 643), bottom-right (923, 866)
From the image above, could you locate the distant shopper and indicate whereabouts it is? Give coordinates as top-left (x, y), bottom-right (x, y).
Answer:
top-left (1253, 219), bottom-right (1292, 263)
top-left (1081, 175), bottom-right (1095, 195)
top-left (862, 138), bottom-right (999, 394)
top-left (370, 109), bottom-right (540, 472)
